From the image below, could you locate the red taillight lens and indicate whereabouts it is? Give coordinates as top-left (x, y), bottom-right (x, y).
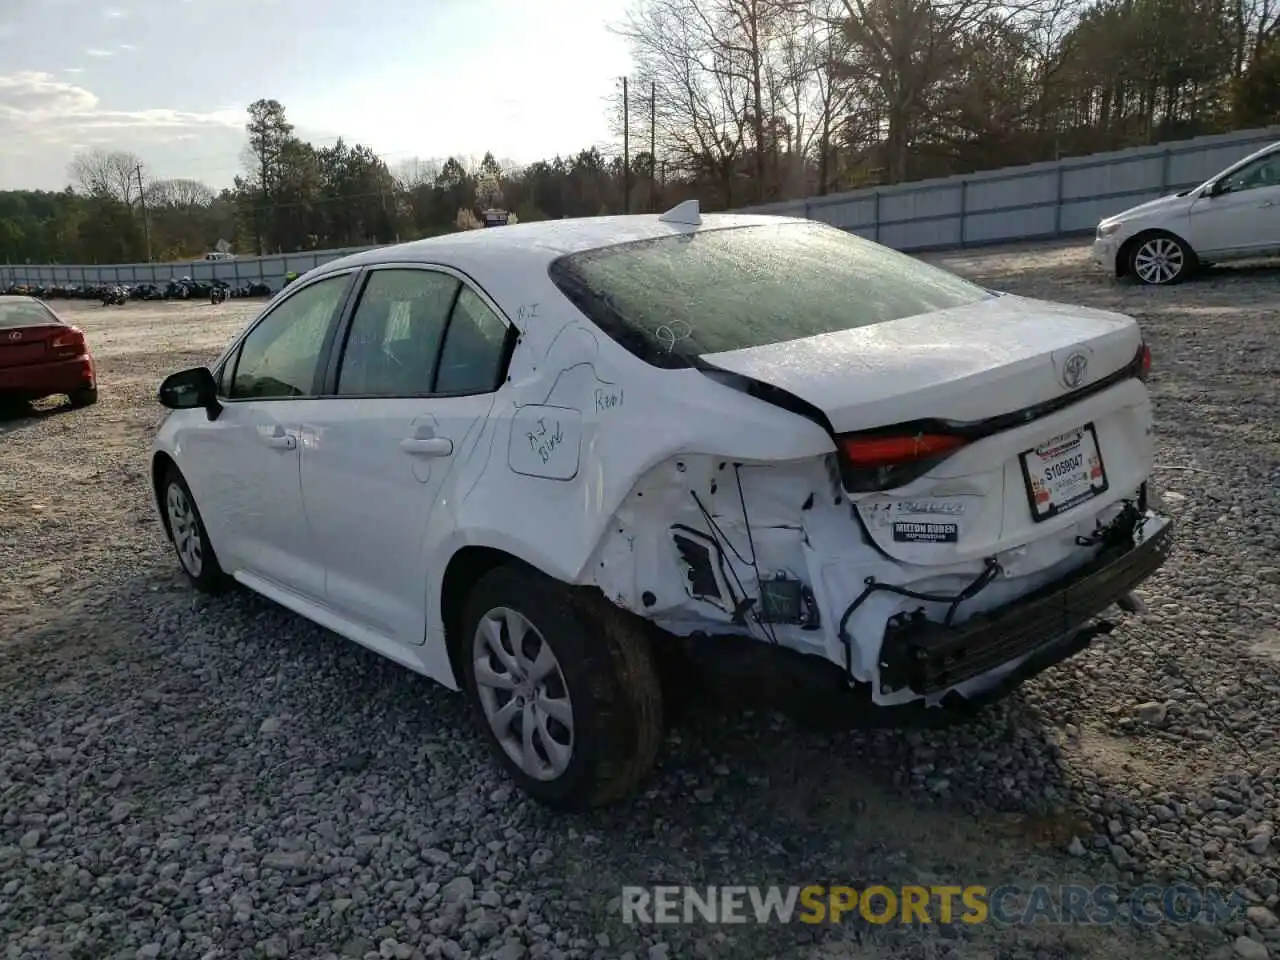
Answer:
top-left (838, 432), bottom-right (969, 469)
top-left (1136, 343), bottom-right (1152, 381)
top-left (50, 328), bottom-right (86, 357)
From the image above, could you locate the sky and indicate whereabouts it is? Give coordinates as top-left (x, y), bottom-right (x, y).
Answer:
top-left (0, 0), bottom-right (634, 192)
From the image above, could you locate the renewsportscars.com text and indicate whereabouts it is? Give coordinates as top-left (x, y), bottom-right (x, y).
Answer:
top-left (621, 884), bottom-right (1244, 926)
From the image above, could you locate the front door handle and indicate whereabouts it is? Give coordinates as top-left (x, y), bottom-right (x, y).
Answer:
top-left (400, 436), bottom-right (453, 457)
top-left (260, 430), bottom-right (296, 450)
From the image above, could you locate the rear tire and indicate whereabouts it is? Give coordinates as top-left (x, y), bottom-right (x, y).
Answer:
top-left (161, 465), bottom-right (227, 594)
top-left (1128, 231), bottom-right (1195, 285)
top-left (460, 565), bottom-right (664, 810)
top-left (69, 387), bottom-right (98, 408)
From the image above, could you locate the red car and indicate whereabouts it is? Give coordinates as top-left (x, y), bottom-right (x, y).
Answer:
top-left (0, 296), bottom-right (98, 408)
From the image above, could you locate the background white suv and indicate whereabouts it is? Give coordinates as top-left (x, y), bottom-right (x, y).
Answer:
top-left (1093, 140), bottom-right (1280, 284)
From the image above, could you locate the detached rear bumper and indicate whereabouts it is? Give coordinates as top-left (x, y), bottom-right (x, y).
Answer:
top-left (879, 514), bottom-right (1173, 697)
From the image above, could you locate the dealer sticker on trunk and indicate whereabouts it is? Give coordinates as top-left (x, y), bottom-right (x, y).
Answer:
top-left (1019, 423), bottom-right (1109, 522)
top-left (892, 520), bottom-right (959, 543)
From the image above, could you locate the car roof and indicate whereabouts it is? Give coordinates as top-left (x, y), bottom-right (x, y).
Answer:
top-left (316, 212), bottom-right (808, 278)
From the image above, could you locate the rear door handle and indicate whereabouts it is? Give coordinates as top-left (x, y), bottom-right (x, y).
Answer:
top-left (262, 434), bottom-right (296, 450)
top-left (400, 437), bottom-right (453, 457)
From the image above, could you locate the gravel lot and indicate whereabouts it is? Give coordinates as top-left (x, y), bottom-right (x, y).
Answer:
top-left (1, 240), bottom-right (1277, 960)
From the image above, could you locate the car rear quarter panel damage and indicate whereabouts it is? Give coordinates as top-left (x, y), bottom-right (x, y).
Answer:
top-left (426, 300), bottom-right (1159, 707)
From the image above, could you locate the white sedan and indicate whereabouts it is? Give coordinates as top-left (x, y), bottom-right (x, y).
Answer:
top-left (151, 203), bottom-right (1173, 808)
top-left (1093, 139), bottom-right (1280, 284)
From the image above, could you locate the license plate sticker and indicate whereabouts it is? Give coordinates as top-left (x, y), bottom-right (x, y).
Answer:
top-left (1019, 424), bottom-right (1109, 522)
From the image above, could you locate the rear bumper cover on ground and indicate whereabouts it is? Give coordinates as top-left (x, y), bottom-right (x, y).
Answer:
top-left (878, 514), bottom-right (1173, 696)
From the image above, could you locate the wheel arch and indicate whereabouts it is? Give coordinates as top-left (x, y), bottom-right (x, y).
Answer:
top-left (1117, 228), bottom-right (1198, 279)
top-left (438, 544), bottom-right (550, 690)
top-left (151, 450), bottom-right (178, 541)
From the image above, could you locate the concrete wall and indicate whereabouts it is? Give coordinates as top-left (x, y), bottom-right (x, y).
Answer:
top-left (4, 125), bottom-right (1278, 288)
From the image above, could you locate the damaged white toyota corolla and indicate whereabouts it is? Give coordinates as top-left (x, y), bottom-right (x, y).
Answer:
top-left (150, 202), bottom-right (1173, 808)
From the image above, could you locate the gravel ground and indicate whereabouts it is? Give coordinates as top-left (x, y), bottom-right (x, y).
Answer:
top-left (1, 241), bottom-right (1277, 960)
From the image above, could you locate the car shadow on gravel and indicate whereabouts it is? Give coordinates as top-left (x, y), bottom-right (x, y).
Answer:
top-left (1, 564), bottom-right (1181, 960)
top-left (0, 398), bottom-right (77, 432)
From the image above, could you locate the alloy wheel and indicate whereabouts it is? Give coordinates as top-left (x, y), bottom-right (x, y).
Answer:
top-left (1133, 237), bottom-right (1185, 284)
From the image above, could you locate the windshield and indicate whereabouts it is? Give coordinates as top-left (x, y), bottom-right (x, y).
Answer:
top-left (547, 221), bottom-right (993, 368)
top-left (1195, 142), bottom-right (1280, 193)
top-left (0, 299), bottom-right (57, 330)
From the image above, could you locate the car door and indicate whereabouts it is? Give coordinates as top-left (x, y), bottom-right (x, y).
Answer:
top-left (295, 265), bottom-right (513, 645)
top-left (180, 270), bottom-right (356, 601)
top-left (1187, 150), bottom-right (1280, 256)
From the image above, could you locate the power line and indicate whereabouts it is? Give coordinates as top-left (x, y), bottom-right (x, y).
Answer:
top-left (622, 76), bottom-right (631, 214)
top-left (133, 164), bottom-right (152, 263)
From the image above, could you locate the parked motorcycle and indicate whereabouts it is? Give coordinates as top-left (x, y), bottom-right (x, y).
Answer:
top-left (101, 286), bottom-right (127, 306)
top-left (210, 285), bottom-right (227, 305)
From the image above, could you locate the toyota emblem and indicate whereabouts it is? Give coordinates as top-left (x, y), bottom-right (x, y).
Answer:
top-left (7, 331), bottom-right (21, 341)
top-left (1061, 352), bottom-right (1088, 389)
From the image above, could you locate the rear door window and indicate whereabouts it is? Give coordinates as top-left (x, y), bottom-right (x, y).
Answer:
top-left (547, 221), bottom-right (993, 368)
top-left (334, 269), bottom-right (459, 397)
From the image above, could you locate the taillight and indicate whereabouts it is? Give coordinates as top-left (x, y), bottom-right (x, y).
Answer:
top-left (1136, 342), bottom-right (1152, 381)
top-left (836, 430), bottom-right (969, 492)
top-left (50, 328), bottom-right (86, 358)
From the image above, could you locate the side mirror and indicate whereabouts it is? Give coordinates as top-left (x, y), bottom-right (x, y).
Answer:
top-left (158, 366), bottom-right (221, 420)
top-left (1206, 179), bottom-right (1227, 197)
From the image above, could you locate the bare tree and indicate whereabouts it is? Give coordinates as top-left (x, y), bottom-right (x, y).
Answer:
top-left (392, 157), bottom-right (443, 192)
top-left (147, 178), bottom-right (215, 209)
top-left (613, 0), bottom-right (752, 206)
top-left (68, 149), bottom-right (145, 205)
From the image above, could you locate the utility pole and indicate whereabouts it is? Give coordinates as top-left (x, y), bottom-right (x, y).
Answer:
top-left (622, 76), bottom-right (631, 215)
top-left (649, 80), bottom-right (657, 211)
top-left (133, 164), bottom-right (152, 262)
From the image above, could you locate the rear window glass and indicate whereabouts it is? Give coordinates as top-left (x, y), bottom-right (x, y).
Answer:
top-left (0, 299), bottom-right (57, 330)
top-left (547, 221), bottom-right (993, 368)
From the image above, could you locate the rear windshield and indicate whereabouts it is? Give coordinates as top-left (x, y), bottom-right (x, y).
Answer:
top-left (0, 299), bottom-right (56, 330)
top-left (547, 221), bottom-right (993, 368)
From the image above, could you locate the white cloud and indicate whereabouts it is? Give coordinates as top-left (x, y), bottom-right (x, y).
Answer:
top-left (85, 48), bottom-right (115, 57)
top-left (104, 7), bottom-right (127, 17)
top-left (64, 67), bottom-right (84, 74)
top-left (118, 43), bottom-right (138, 52)
top-left (0, 72), bottom-right (244, 188)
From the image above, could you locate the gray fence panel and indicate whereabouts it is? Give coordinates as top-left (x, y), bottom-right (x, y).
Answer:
top-left (4, 126), bottom-right (1277, 284)
top-left (742, 124), bottom-right (1280, 252)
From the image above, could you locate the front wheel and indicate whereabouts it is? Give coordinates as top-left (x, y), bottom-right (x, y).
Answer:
top-left (461, 565), bottom-right (664, 810)
top-left (161, 466), bottom-right (227, 593)
top-left (1130, 233), bottom-right (1195, 285)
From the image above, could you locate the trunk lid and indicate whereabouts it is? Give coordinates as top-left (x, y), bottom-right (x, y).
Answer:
top-left (697, 293), bottom-right (1141, 431)
top-left (0, 324), bottom-right (65, 369)
top-left (700, 294), bottom-right (1152, 565)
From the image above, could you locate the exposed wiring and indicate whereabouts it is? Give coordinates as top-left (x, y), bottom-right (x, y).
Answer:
top-left (733, 464), bottom-right (779, 645)
top-left (836, 558), bottom-right (1003, 680)
top-left (689, 488), bottom-right (778, 644)
top-left (690, 489), bottom-right (753, 566)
